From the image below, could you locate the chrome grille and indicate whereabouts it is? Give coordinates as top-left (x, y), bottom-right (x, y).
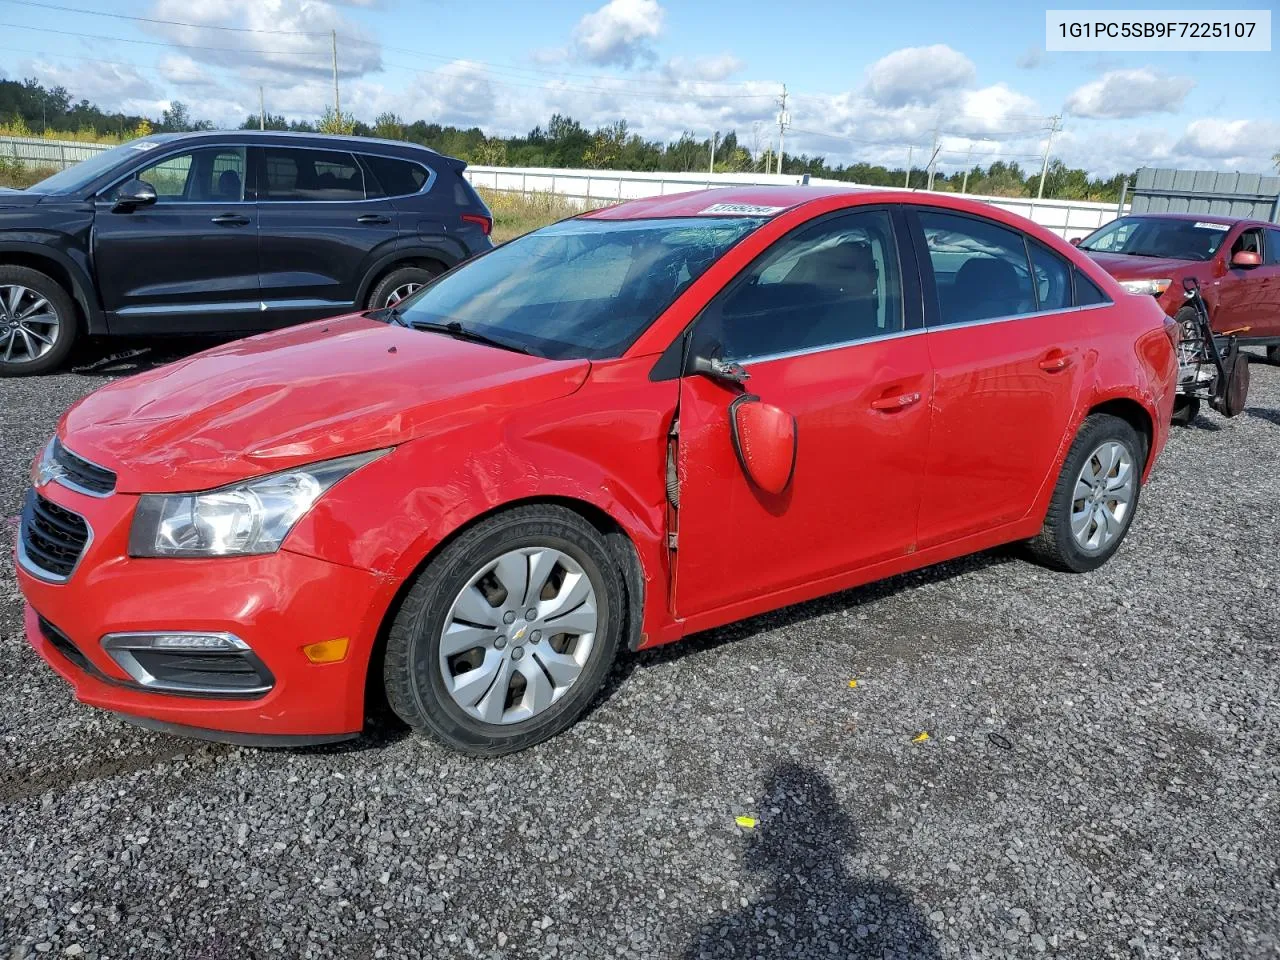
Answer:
top-left (19, 490), bottom-right (91, 581)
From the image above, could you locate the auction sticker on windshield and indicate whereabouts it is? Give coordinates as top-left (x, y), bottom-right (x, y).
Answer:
top-left (699, 202), bottom-right (787, 216)
top-left (1194, 222), bottom-right (1231, 231)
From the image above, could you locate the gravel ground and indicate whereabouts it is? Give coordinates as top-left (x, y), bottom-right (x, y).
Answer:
top-left (1, 342), bottom-right (1278, 960)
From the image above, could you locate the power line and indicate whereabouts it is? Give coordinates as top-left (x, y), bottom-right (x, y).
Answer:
top-left (0, 0), bottom-right (329, 35)
top-left (0, 21), bottom-right (330, 58)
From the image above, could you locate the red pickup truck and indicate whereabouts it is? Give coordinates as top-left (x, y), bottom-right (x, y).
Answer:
top-left (1076, 213), bottom-right (1280, 363)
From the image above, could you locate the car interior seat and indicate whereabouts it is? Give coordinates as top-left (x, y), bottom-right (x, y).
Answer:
top-left (951, 256), bottom-right (1025, 322)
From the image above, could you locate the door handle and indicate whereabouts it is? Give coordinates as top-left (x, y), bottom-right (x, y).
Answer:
top-left (356, 214), bottom-right (392, 225)
top-left (210, 214), bottom-right (251, 226)
top-left (870, 391), bottom-right (922, 412)
top-left (1038, 351), bottom-right (1074, 372)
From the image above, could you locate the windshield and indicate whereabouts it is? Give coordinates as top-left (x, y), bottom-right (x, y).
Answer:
top-left (1079, 216), bottom-right (1230, 262)
top-left (26, 139), bottom-right (163, 195)
top-left (394, 215), bottom-right (765, 360)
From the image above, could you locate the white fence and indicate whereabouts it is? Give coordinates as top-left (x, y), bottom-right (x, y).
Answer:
top-left (0, 136), bottom-right (1127, 240)
top-left (0, 134), bottom-right (114, 169)
top-left (464, 165), bottom-right (1128, 241)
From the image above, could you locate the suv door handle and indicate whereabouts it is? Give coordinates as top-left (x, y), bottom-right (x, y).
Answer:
top-left (210, 214), bottom-right (251, 226)
top-left (870, 391), bottom-right (922, 412)
top-left (1038, 350), bottom-right (1074, 372)
top-left (356, 214), bottom-right (392, 225)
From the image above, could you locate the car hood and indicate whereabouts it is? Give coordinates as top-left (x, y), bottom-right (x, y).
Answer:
top-left (59, 314), bottom-right (591, 493)
top-left (1085, 251), bottom-right (1193, 280)
top-left (0, 189), bottom-right (46, 207)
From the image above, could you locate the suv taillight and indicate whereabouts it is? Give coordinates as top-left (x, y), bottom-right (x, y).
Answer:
top-left (461, 213), bottom-right (492, 236)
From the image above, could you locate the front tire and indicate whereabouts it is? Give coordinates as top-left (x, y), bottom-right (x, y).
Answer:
top-left (0, 266), bottom-right (78, 376)
top-left (1027, 414), bottom-right (1145, 573)
top-left (383, 505), bottom-right (625, 756)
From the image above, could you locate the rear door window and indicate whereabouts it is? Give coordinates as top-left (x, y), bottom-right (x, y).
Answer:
top-left (917, 210), bottom-right (1036, 325)
top-left (1029, 241), bottom-right (1072, 311)
top-left (262, 148), bottom-right (366, 201)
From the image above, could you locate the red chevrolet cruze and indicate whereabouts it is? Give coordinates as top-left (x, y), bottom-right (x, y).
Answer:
top-left (17, 187), bottom-right (1178, 755)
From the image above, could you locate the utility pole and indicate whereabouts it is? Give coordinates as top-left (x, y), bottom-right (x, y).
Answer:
top-left (709, 130), bottom-right (718, 175)
top-left (926, 117), bottom-right (941, 191)
top-left (259, 86), bottom-right (266, 131)
top-left (775, 84), bottom-right (789, 176)
top-left (960, 142), bottom-right (975, 193)
top-left (1037, 115), bottom-right (1061, 199)
top-left (904, 145), bottom-right (912, 189)
top-left (331, 29), bottom-right (341, 116)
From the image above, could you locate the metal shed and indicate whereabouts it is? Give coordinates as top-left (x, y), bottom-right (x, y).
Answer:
top-left (1130, 168), bottom-right (1280, 222)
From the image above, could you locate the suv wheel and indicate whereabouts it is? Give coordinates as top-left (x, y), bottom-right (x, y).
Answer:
top-left (0, 266), bottom-right (78, 376)
top-left (383, 505), bottom-right (625, 756)
top-left (1027, 413), bottom-right (1145, 573)
top-left (367, 265), bottom-right (440, 311)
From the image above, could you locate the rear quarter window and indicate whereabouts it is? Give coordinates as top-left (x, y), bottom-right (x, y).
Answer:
top-left (363, 154), bottom-right (430, 197)
top-left (1073, 268), bottom-right (1111, 306)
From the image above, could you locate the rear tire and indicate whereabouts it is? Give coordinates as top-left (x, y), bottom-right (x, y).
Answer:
top-left (383, 505), bottom-right (625, 756)
top-left (366, 265), bottom-right (440, 311)
top-left (1027, 413), bottom-right (1145, 573)
top-left (0, 265), bottom-right (78, 376)
top-left (1267, 345), bottom-right (1280, 365)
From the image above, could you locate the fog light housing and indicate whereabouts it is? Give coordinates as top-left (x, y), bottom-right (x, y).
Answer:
top-left (101, 632), bottom-right (274, 698)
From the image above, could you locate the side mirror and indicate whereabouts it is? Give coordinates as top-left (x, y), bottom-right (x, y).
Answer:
top-left (1231, 250), bottom-right (1262, 268)
top-left (729, 395), bottom-right (797, 495)
top-left (111, 179), bottom-right (157, 213)
top-left (1069, 237), bottom-right (1083, 246)
top-left (691, 352), bottom-right (750, 386)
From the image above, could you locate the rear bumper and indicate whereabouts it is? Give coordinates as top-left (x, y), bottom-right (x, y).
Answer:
top-left (16, 482), bottom-right (394, 740)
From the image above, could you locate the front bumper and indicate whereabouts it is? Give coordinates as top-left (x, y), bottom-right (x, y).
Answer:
top-left (16, 480), bottom-right (394, 741)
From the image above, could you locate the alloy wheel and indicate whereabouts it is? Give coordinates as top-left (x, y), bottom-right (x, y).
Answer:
top-left (0, 284), bottom-right (60, 364)
top-left (1070, 440), bottom-right (1135, 552)
top-left (439, 547), bottom-right (599, 725)
top-left (386, 282), bottom-right (423, 307)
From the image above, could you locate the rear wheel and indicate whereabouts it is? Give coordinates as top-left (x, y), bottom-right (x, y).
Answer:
top-left (1027, 414), bottom-right (1144, 573)
top-left (1267, 345), bottom-right (1279, 365)
top-left (366, 265), bottom-right (440, 311)
top-left (383, 505), bottom-right (625, 756)
top-left (0, 266), bottom-right (78, 376)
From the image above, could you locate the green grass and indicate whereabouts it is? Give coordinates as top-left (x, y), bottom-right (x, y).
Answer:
top-left (477, 188), bottom-right (599, 243)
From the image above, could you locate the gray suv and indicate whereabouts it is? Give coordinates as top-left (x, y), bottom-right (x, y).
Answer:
top-left (0, 130), bottom-right (493, 375)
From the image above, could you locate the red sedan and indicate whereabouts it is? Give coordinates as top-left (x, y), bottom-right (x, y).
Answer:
top-left (17, 187), bottom-right (1179, 755)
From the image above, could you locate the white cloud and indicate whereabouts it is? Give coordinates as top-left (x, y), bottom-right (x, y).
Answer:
top-left (1175, 118), bottom-right (1280, 161)
top-left (146, 0), bottom-right (382, 78)
top-left (1016, 47), bottom-right (1043, 69)
top-left (572, 0), bottom-right (665, 67)
top-left (865, 45), bottom-right (975, 106)
top-left (22, 59), bottom-right (159, 105)
top-left (662, 53), bottom-right (745, 82)
top-left (1064, 68), bottom-right (1194, 119)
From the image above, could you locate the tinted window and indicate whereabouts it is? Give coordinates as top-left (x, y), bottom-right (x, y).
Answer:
top-left (1073, 268), bottom-right (1110, 306)
top-left (1079, 216), bottom-right (1229, 262)
top-left (1267, 228), bottom-right (1280, 266)
top-left (395, 216), bottom-right (763, 360)
top-left (703, 211), bottom-right (902, 361)
top-left (105, 147), bottom-right (245, 203)
top-left (363, 154), bottom-right (429, 197)
top-left (1029, 241), bottom-right (1072, 311)
top-left (263, 148), bottom-right (365, 201)
top-left (919, 211), bottom-right (1035, 325)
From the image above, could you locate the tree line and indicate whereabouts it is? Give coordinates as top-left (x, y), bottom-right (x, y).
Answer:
top-left (1, 76), bottom-right (1134, 201)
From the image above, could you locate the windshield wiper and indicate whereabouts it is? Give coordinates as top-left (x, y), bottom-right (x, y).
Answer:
top-left (406, 318), bottom-right (533, 355)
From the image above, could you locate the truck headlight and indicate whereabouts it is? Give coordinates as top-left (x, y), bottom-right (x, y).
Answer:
top-left (128, 450), bottom-right (388, 558)
top-left (1119, 278), bottom-right (1171, 297)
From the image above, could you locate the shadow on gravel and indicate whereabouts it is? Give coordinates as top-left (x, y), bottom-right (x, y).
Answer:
top-left (1244, 406), bottom-right (1280, 427)
top-left (67, 336), bottom-right (232, 377)
top-left (684, 761), bottom-right (939, 960)
top-left (610, 547), bottom-right (1015, 695)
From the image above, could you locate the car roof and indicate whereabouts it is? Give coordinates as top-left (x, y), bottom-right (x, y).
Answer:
top-left (584, 185), bottom-right (874, 220)
top-left (134, 130), bottom-right (455, 161)
top-left (1120, 212), bottom-right (1267, 228)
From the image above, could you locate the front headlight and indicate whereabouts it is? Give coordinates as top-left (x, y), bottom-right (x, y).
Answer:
top-left (128, 450), bottom-right (388, 558)
top-left (1119, 278), bottom-right (1172, 297)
